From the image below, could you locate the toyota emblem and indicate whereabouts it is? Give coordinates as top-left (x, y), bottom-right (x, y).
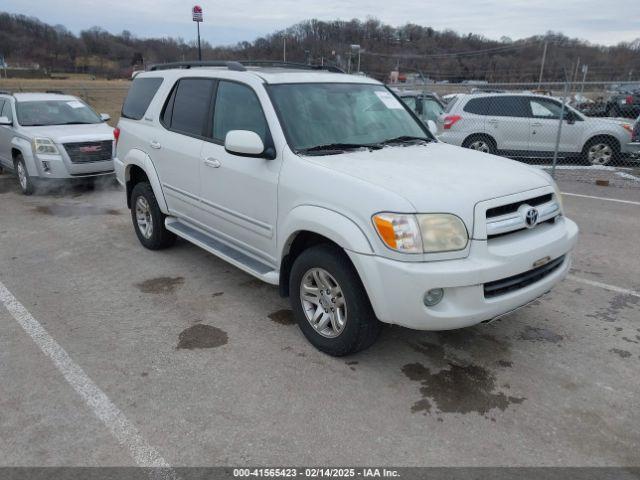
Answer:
top-left (524, 207), bottom-right (539, 228)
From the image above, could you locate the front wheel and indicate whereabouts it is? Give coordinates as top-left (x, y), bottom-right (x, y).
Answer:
top-left (289, 244), bottom-right (381, 356)
top-left (583, 138), bottom-right (620, 166)
top-left (130, 182), bottom-right (176, 250)
top-left (15, 155), bottom-right (35, 195)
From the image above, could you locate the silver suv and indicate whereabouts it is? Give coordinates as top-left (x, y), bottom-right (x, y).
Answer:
top-left (0, 92), bottom-right (115, 195)
top-left (439, 93), bottom-right (638, 165)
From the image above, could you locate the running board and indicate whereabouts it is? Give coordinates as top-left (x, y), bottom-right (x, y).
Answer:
top-left (165, 218), bottom-right (279, 285)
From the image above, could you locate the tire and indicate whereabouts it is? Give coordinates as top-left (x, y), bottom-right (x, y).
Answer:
top-left (289, 244), bottom-right (381, 356)
top-left (130, 181), bottom-right (176, 250)
top-left (582, 137), bottom-right (620, 166)
top-left (462, 134), bottom-right (497, 155)
top-left (14, 154), bottom-right (35, 195)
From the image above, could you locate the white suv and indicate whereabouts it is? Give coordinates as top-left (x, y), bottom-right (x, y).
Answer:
top-left (0, 92), bottom-right (116, 194)
top-left (439, 93), bottom-right (638, 165)
top-left (115, 62), bottom-right (578, 356)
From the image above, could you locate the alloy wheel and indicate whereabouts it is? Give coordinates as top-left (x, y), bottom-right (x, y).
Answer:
top-left (299, 267), bottom-right (347, 338)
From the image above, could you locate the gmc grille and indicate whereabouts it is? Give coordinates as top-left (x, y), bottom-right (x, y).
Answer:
top-left (63, 141), bottom-right (113, 163)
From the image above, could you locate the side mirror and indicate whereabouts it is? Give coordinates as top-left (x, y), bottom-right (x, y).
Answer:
top-left (0, 116), bottom-right (11, 126)
top-left (100, 113), bottom-right (111, 122)
top-left (427, 120), bottom-right (438, 136)
top-left (225, 130), bottom-right (268, 158)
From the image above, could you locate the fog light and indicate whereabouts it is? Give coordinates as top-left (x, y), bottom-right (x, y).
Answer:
top-left (41, 160), bottom-right (50, 172)
top-left (423, 288), bottom-right (444, 307)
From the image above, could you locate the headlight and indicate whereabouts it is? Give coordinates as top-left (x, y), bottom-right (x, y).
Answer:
top-left (552, 181), bottom-right (564, 213)
top-left (372, 213), bottom-right (468, 253)
top-left (33, 137), bottom-right (59, 155)
top-left (417, 214), bottom-right (468, 252)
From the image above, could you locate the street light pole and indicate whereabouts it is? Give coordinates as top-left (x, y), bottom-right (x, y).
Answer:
top-left (197, 22), bottom-right (202, 61)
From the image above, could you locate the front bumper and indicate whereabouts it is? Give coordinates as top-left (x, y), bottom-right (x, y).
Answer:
top-left (348, 216), bottom-right (578, 330)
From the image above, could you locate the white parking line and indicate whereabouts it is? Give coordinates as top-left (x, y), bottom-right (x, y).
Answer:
top-left (561, 192), bottom-right (640, 206)
top-left (0, 280), bottom-right (177, 477)
top-left (567, 275), bottom-right (640, 298)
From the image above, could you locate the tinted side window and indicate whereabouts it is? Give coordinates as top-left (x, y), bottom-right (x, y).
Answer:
top-left (0, 100), bottom-right (5, 117)
top-left (212, 81), bottom-right (267, 143)
top-left (121, 77), bottom-right (163, 120)
top-left (170, 79), bottom-right (214, 137)
top-left (463, 97), bottom-right (492, 115)
top-left (464, 96), bottom-right (526, 117)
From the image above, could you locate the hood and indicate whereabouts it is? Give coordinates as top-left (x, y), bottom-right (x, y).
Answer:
top-left (20, 123), bottom-right (114, 144)
top-left (306, 142), bottom-right (550, 216)
top-left (583, 116), bottom-right (633, 127)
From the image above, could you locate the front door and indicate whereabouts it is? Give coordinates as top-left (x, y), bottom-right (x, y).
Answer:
top-left (198, 80), bottom-right (280, 266)
top-left (484, 96), bottom-right (531, 154)
top-left (527, 97), bottom-right (584, 154)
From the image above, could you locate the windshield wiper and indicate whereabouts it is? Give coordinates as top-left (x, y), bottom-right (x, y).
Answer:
top-left (54, 122), bottom-right (96, 125)
top-left (379, 135), bottom-right (432, 145)
top-left (296, 142), bottom-right (383, 156)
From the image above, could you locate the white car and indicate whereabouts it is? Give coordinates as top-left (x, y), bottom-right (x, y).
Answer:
top-left (439, 93), bottom-right (638, 165)
top-left (0, 92), bottom-right (115, 195)
top-left (115, 62), bottom-right (578, 356)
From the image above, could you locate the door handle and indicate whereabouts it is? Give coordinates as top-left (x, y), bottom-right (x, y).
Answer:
top-left (487, 118), bottom-right (498, 123)
top-left (150, 140), bottom-right (162, 149)
top-left (531, 122), bottom-right (543, 127)
top-left (204, 158), bottom-right (221, 168)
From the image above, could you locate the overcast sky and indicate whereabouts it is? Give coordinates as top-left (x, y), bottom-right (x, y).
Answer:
top-left (3, 0), bottom-right (639, 47)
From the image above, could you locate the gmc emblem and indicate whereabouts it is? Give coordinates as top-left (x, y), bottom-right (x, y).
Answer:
top-left (79, 145), bottom-right (102, 153)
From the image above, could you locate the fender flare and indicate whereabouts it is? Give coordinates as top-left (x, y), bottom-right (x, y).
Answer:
top-left (123, 149), bottom-right (169, 213)
top-left (10, 137), bottom-right (39, 177)
top-left (279, 205), bottom-right (374, 257)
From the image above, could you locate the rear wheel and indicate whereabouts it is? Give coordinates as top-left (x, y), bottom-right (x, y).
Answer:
top-left (289, 244), bottom-right (381, 356)
top-left (462, 134), bottom-right (497, 154)
top-left (15, 155), bottom-right (35, 195)
top-left (130, 182), bottom-right (176, 250)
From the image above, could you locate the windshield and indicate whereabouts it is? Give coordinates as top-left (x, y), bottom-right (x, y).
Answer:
top-left (269, 83), bottom-right (430, 152)
top-left (16, 100), bottom-right (102, 126)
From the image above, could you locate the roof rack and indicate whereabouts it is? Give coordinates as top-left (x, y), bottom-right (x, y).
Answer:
top-left (148, 60), bottom-right (345, 74)
top-left (45, 90), bottom-right (66, 95)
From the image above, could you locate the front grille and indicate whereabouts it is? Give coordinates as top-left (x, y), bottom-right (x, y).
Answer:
top-left (486, 193), bottom-right (552, 219)
top-left (484, 255), bottom-right (565, 299)
top-left (63, 140), bottom-right (113, 163)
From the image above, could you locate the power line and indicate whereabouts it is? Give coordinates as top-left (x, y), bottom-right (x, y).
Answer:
top-left (362, 41), bottom-right (542, 59)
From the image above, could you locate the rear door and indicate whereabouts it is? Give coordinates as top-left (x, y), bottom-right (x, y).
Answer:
top-left (154, 78), bottom-right (214, 220)
top-left (478, 95), bottom-right (530, 154)
top-left (527, 97), bottom-right (584, 154)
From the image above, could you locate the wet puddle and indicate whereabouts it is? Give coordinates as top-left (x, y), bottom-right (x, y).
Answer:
top-left (135, 276), bottom-right (184, 294)
top-left (268, 309), bottom-right (295, 325)
top-left (177, 324), bottom-right (228, 349)
top-left (519, 325), bottom-right (563, 343)
top-left (34, 205), bottom-right (121, 217)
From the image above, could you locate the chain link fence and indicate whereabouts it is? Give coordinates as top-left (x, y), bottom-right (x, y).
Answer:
top-left (392, 81), bottom-right (640, 189)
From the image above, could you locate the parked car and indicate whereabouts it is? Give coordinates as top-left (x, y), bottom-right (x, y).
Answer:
top-left (115, 61), bottom-right (578, 356)
top-left (603, 84), bottom-right (640, 118)
top-left (439, 93), bottom-right (637, 165)
top-left (0, 92), bottom-right (115, 195)
top-left (397, 90), bottom-right (445, 126)
top-left (631, 115), bottom-right (640, 158)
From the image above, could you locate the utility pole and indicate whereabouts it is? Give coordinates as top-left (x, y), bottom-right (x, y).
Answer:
top-left (580, 64), bottom-right (588, 96)
top-left (537, 41), bottom-right (548, 88)
top-left (283, 37), bottom-right (286, 62)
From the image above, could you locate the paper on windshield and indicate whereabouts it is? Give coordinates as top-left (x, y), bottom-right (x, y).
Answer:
top-left (67, 101), bottom-right (85, 109)
top-left (375, 91), bottom-right (404, 109)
